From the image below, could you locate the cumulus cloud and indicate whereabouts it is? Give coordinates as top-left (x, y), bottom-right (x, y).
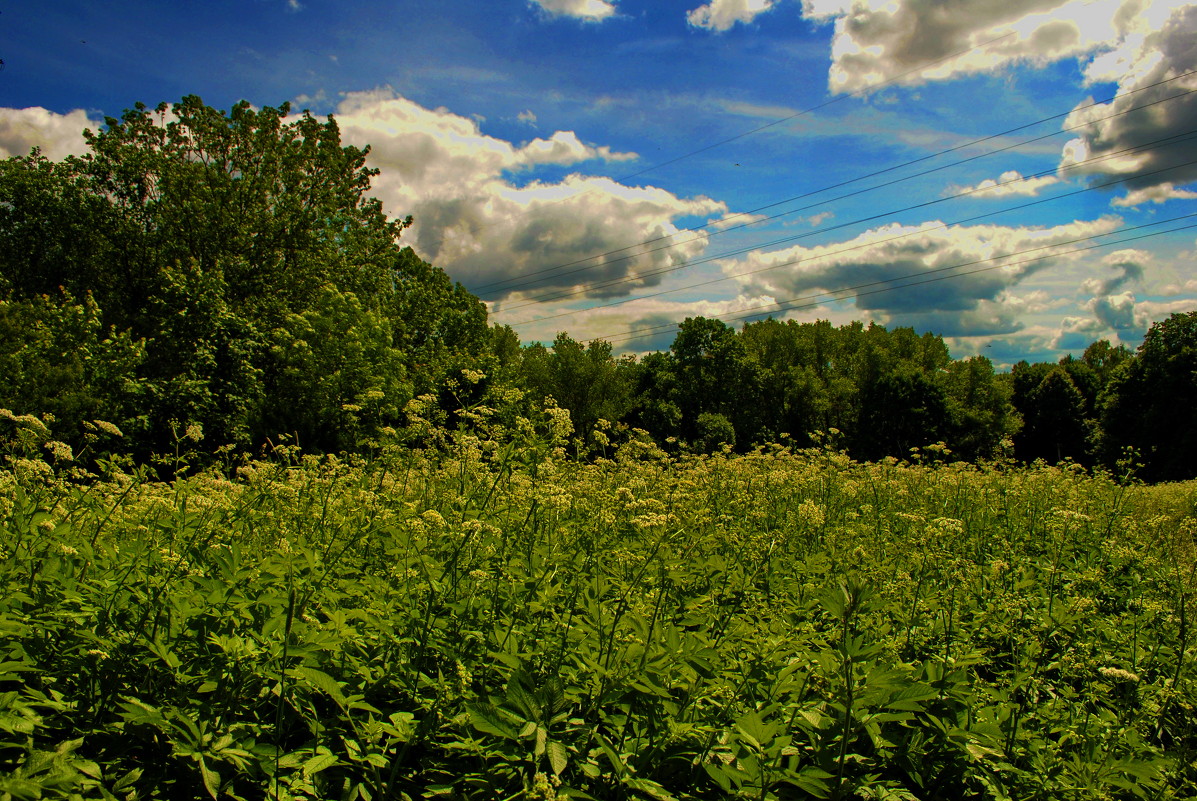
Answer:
top-left (0, 106), bottom-right (98, 160)
top-left (529, 0), bottom-right (618, 21)
top-left (687, 0), bottom-right (778, 31)
top-left (1111, 182), bottom-right (1197, 207)
top-left (1161, 278), bottom-right (1197, 295)
top-left (1054, 248), bottom-right (1154, 344)
top-left (511, 292), bottom-right (782, 352)
top-left (948, 170), bottom-right (1061, 198)
top-left (328, 89), bottom-right (727, 301)
top-left (1059, 4), bottom-right (1197, 192)
top-left (800, 0), bottom-right (1175, 95)
top-left (722, 216), bottom-right (1122, 336)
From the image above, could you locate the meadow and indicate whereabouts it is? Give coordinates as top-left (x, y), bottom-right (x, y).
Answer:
top-left (1, 411), bottom-right (1195, 800)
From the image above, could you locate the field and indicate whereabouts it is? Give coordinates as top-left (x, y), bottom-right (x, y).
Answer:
top-left (1, 423), bottom-right (1196, 800)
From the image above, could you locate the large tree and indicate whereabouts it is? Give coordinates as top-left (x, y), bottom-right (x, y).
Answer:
top-left (1101, 312), bottom-right (1197, 481)
top-left (0, 96), bottom-right (487, 454)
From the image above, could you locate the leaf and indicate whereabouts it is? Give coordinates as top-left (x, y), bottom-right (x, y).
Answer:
top-left (197, 754), bottom-right (220, 801)
top-left (624, 776), bottom-right (679, 801)
top-left (287, 666), bottom-right (347, 707)
top-left (303, 750), bottom-right (339, 777)
top-left (466, 703), bottom-right (517, 740)
top-left (547, 740), bottom-right (568, 776)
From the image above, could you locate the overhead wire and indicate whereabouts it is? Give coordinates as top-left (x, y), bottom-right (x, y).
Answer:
top-left (471, 68), bottom-right (1197, 298)
top-left (596, 210), bottom-right (1197, 346)
top-left (502, 127), bottom-right (1197, 326)
top-left (476, 67), bottom-right (1197, 299)
top-left (422, 29), bottom-right (1021, 263)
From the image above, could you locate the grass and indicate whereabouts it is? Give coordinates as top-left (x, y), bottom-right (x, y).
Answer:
top-left (1, 421), bottom-right (1196, 800)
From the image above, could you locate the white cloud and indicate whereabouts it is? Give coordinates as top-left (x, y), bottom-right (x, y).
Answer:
top-left (509, 292), bottom-right (778, 351)
top-left (798, 0), bottom-right (1184, 95)
top-left (709, 211), bottom-right (770, 230)
top-left (949, 170), bottom-right (1061, 198)
top-left (1161, 278), bottom-right (1197, 295)
top-left (529, 0), bottom-right (618, 21)
top-left (1051, 247), bottom-right (1169, 345)
top-left (1111, 182), bottom-right (1197, 207)
top-left (0, 106), bottom-right (98, 160)
top-left (328, 89), bottom-right (726, 301)
top-left (687, 0), bottom-right (778, 31)
top-left (721, 216), bottom-right (1123, 336)
top-left (1059, 4), bottom-right (1197, 191)
top-left (517, 109), bottom-right (538, 126)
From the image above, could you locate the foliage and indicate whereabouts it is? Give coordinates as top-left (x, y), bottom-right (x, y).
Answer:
top-left (2, 411), bottom-right (1195, 799)
top-left (1101, 312), bottom-right (1197, 481)
top-left (0, 97), bottom-right (487, 459)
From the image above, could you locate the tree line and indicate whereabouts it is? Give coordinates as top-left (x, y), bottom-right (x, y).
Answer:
top-left (2, 96), bottom-right (1194, 480)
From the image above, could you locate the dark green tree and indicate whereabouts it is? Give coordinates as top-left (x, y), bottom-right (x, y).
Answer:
top-left (0, 96), bottom-right (488, 456)
top-left (516, 334), bottom-right (633, 447)
top-left (854, 367), bottom-right (950, 461)
top-left (1101, 312), bottom-right (1197, 480)
top-left (1021, 367), bottom-right (1089, 464)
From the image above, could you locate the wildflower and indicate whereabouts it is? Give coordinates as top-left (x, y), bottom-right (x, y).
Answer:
top-left (184, 423), bottom-right (204, 442)
top-left (545, 402), bottom-right (574, 442)
top-left (0, 409), bottom-right (50, 435)
top-left (58, 544), bottom-right (79, 557)
top-left (1098, 667), bottom-right (1140, 683)
top-left (86, 649), bottom-right (109, 661)
top-left (93, 420), bottom-right (124, 437)
top-left (461, 368), bottom-right (486, 384)
top-left (798, 499), bottom-right (825, 527)
top-left (44, 441), bottom-right (74, 462)
top-left (455, 660), bottom-right (472, 689)
top-left (528, 772), bottom-right (557, 801)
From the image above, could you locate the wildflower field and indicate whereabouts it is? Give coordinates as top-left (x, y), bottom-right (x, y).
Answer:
top-left (1, 424), bottom-right (1196, 800)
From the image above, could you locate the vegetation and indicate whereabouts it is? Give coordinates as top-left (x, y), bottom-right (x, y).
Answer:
top-left (3, 96), bottom-right (1196, 478)
top-left (1, 410), bottom-right (1196, 799)
top-left (3, 95), bottom-right (1197, 797)
top-left (0, 96), bottom-right (487, 458)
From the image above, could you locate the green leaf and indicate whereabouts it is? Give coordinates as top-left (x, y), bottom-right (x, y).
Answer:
top-left (287, 666), bottom-right (347, 707)
top-left (547, 740), bottom-right (568, 776)
top-left (467, 703), bottom-right (517, 740)
top-left (303, 750), bottom-right (339, 777)
top-left (197, 754), bottom-right (220, 800)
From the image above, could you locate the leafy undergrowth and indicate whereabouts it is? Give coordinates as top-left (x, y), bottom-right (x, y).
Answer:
top-left (1, 430), bottom-right (1196, 800)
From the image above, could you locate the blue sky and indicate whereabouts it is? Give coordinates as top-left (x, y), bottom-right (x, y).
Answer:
top-left (3, 0), bottom-right (1197, 365)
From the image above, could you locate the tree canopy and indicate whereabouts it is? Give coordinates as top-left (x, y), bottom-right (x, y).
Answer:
top-left (3, 96), bottom-right (1195, 480)
top-left (0, 96), bottom-right (487, 456)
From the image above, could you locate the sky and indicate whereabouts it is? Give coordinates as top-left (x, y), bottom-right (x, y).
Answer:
top-left (3, 0), bottom-right (1197, 366)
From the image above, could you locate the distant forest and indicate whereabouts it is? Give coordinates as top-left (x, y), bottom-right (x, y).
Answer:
top-left (2, 97), bottom-right (1195, 480)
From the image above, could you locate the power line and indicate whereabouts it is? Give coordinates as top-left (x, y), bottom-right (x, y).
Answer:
top-left (502, 129), bottom-right (1197, 326)
top-left (473, 70), bottom-right (1197, 299)
top-left (503, 126), bottom-right (1197, 315)
top-left (421, 30), bottom-right (1021, 261)
top-left (595, 212), bottom-right (1197, 347)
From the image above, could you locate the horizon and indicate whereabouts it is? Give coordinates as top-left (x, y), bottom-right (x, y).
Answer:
top-left (3, 0), bottom-right (1196, 369)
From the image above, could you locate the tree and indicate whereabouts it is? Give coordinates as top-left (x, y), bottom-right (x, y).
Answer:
top-left (516, 334), bottom-right (634, 447)
top-left (0, 96), bottom-right (488, 456)
top-left (670, 317), bottom-right (762, 446)
top-left (854, 367), bottom-right (949, 461)
top-left (1101, 312), bottom-right (1197, 480)
top-left (940, 355), bottom-right (1017, 461)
